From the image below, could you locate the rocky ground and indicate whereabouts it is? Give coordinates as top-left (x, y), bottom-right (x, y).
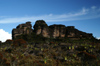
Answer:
top-left (0, 39), bottom-right (100, 66)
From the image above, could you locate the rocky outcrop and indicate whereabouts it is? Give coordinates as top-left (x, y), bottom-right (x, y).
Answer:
top-left (66, 26), bottom-right (93, 39)
top-left (49, 25), bottom-right (66, 38)
top-left (33, 20), bottom-right (93, 39)
top-left (12, 20), bottom-right (94, 40)
top-left (33, 20), bottom-right (50, 38)
top-left (12, 22), bottom-right (33, 39)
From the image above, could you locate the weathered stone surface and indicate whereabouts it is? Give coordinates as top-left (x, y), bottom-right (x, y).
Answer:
top-left (49, 25), bottom-right (66, 38)
top-left (66, 26), bottom-right (93, 39)
top-left (33, 20), bottom-right (50, 38)
top-left (12, 22), bottom-right (33, 39)
top-left (12, 20), bottom-right (94, 40)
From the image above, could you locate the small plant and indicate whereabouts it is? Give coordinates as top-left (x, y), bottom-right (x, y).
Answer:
top-left (44, 57), bottom-right (47, 64)
top-left (64, 56), bottom-right (67, 61)
top-left (41, 48), bottom-right (44, 51)
top-left (69, 46), bottom-right (71, 50)
top-left (72, 46), bottom-right (74, 50)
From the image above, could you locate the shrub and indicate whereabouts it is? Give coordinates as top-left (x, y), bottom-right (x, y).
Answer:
top-left (5, 39), bottom-right (13, 44)
top-left (5, 48), bottom-right (12, 53)
top-left (11, 56), bottom-right (16, 62)
top-left (0, 52), bottom-right (3, 59)
top-left (12, 39), bottom-right (27, 47)
top-left (5, 62), bottom-right (10, 66)
top-left (77, 51), bottom-right (96, 61)
top-left (2, 58), bottom-right (7, 63)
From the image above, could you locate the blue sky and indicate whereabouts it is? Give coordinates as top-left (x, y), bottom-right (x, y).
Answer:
top-left (0, 0), bottom-right (100, 42)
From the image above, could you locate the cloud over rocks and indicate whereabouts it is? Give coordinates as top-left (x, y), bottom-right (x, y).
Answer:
top-left (0, 29), bottom-right (11, 42)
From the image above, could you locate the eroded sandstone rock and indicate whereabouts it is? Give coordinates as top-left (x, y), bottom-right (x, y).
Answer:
top-left (49, 25), bottom-right (66, 38)
top-left (12, 20), bottom-right (94, 40)
top-left (33, 20), bottom-right (50, 38)
top-left (12, 22), bottom-right (33, 39)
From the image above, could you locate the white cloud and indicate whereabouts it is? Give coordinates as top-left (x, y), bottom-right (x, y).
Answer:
top-left (0, 6), bottom-right (99, 23)
top-left (0, 29), bottom-right (12, 42)
top-left (97, 37), bottom-right (100, 40)
top-left (91, 6), bottom-right (97, 10)
top-left (81, 7), bottom-right (89, 14)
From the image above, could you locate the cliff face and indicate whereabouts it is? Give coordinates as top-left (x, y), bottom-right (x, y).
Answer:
top-left (49, 25), bottom-right (66, 38)
top-left (12, 22), bottom-right (33, 39)
top-left (33, 20), bottom-right (50, 38)
top-left (12, 20), bottom-right (94, 40)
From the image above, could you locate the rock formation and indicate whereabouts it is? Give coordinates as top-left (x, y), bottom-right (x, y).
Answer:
top-left (12, 20), bottom-right (94, 40)
top-left (12, 22), bottom-right (33, 39)
top-left (66, 26), bottom-right (93, 39)
top-left (49, 25), bottom-right (66, 38)
top-left (33, 20), bottom-right (50, 38)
